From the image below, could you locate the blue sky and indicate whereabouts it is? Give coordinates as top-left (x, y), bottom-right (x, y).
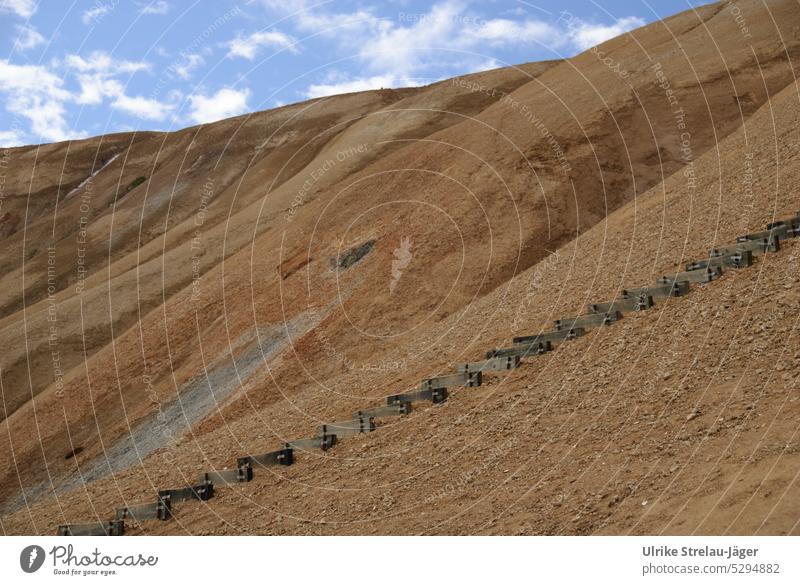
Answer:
top-left (0, 0), bottom-right (709, 147)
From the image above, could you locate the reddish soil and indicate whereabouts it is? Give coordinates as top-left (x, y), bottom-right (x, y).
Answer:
top-left (1, 0), bottom-right (799, 535)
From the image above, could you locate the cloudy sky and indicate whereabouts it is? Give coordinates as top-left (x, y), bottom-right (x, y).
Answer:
top-left (0, 0), bottom-right (705, 147)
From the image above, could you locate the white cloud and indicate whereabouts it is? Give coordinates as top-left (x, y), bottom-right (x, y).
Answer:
top-left (355, 3), bottom-right (568, 76)
top-left (0, 0), bottom-right (37, 18)
top-left (173, 53), bottom-right (204, 80)
top-left (23, 96), bottom-right (86, 142)
top-left (82, 5), bottom-right (111, 25)
top-left (294, 7), bottom-right (381, 37)
top-left (0, 61), bottom-right (68, 99)
top-left (112, 92), bottom-right (174, 120)
top-left (65, 51), bottom-right (150, 75)
top-left (13, 24), bottom-right (45, 51)
top-left (72, 75), bottom-right (177, 121)
top-left (0, 1), bottom-right (649, 143)
top-left (64, 51), bottom-right (177, 121)
top-left (65, 51), bottom-right (150, 105)
top-left (464, 58), bottom-right (501, 74)
top-left (226, 30), bottom-right (299, 60)
top-left (502, 7), bottom-right (529, 17)
top-left (304, 74), bottom-right (412, 99)
top-left (352, 4), bottom-right (460, 75)
top-left (469, 18), bottom-right (560, 45)
top-left (0, 60), bottom-right (82, 142)
top-left (265, 1), bottom-right (565, 98)
top-left (256, 0), bottom-right (382, 37)
top-left (188, 88), bottom-right (250, 124)
top-left (258, 1), bottom-right (646, 98)
top-left (70, 75), bottom-right (110, 105)
top-left (0, 48), bottom-right (181, 142)
top-left (566, 16), bottom-right (646, 51)
top-left (0, 129), bottom-right (26, 147)
top-left (140, 1), bottom-right (169, 15)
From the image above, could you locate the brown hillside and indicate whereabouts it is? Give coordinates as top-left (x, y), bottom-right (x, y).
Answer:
top-left (1, 0), bottom-right (799, 534)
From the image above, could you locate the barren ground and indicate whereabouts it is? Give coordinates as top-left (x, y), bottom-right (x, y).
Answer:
top-left (1, 0), bottom-right (799, 535)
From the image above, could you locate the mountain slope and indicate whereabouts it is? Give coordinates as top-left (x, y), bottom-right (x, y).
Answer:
top-left (11, 54), bottom-right (796, 536)
top-left (1, 0), bottom-right (799, 533)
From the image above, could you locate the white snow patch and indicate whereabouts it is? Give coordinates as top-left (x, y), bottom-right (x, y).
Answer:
top-left (64, 153), bottom-right (120, 200)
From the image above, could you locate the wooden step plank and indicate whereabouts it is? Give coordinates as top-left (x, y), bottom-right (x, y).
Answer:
top-left (115, 498), bottom-right (171, 522)
top-left (686, 250), bottom-right (752, 271)
top-left (387, 388), bottom-right (448, 406)
top-left (456, 356), bottom-right (521, 374)
top-left (287, 435), bottom-right (337, 452)
top-left (622, 281), bottom-right (689, 299)
top-left (657, 266), bottom-right (722, 285)
top-left (318, 417), bottom-right (376, 439)
top-left (738, 224), bottom-right (794, 242)
top-left (487, 340), bottom-right (553, 359)
top-left (237, 448), bottom-right (294, 471)
top-left (512, 328), bottom-right (585, 345)
top-left (197, 465), bottom-right (253, 486)
top-left (354, 404), bottom-right (411, 419)
top-left (57, 520), bottom-right (124, 536)
top-left (420, 371), bottom-right (481, 391)
top-left (555, 311), bottom-right (621, 331)
top-left (587, 295), bottom-right (653, 314)
top-left (710, 236), bottom-right (779, 257)
top-left (766, 215), bottom-right (799, 231)
top-left (158, 483), bottom-right (214, 503)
